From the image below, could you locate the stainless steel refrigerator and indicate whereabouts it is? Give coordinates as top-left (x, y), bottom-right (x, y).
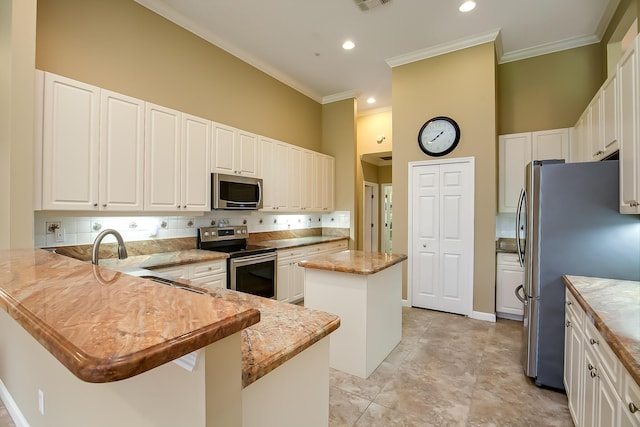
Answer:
top-left (515, 159), bottom-right (640, 390)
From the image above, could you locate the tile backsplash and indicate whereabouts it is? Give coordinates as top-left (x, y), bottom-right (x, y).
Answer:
top-left (34, 211), bottom-right (351, 248)
top-left (496, 212), bottom-right (517, 238)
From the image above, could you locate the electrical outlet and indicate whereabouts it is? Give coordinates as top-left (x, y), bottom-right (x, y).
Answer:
top-left (46, 221), bottom-right (61, 234)
top-left (38, 389), bottom-right (45, 415)
top-left (55, 228), bottom-right (65, 242)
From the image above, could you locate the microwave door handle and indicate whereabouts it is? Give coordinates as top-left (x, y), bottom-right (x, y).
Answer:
top-left (257, 181), bottom-right (262, 206)
top-left (515, 188), bottom-right (525, 267)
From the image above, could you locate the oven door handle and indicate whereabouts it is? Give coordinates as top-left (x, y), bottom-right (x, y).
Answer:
top-left (230, 252), bottom-right (276, 266)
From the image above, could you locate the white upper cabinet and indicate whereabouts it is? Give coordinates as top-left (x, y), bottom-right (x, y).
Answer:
top-left (315, 153), bottom-right (335, 212)
top-left (287, 145), bottom-right (303, 210)
top-left (572, 111), bottom-right (590, 162)
top-left (144, 103), bottom-right (182, 211)
top-left (602, 74), bottom-right (619, 154)
top-left (301, 149), bottom-right (314, 210)
top-left (260, 136), bottom-right (289, 211)
top-left (99, 89), bottom-right (145, 211)
top-left (498, 133), bottom-right (531, 213)
top-left (42, 72), bottom-right (100, 210)
top-left (211, 122), bottom-right (261, 178)
top-left (532, 128), bottom-right (569, 161)
top-left (618, 36), bottom-right (640, 214)
top-left (181, 114), bottom-right (211, 211)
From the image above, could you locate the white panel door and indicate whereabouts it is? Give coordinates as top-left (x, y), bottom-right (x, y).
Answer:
top-left (144, 103), bottom-right (181, 211)
top-left (260, 137), bottom-right (276, 210)
top-left (498, 133), bottom-right (531, 213)
top-left (288, 146), bottom-right (302, 210)
top-left (211, 122), bottom-right (236, 175)
top-left (301, 149), bottom-right (314, 210)
top-left (42, 72), bottom-right (100, 210)
top-left (236, 130), bottom-right (260, 177)
top-left (411, 159), bottom-right (474, 316)
top-left (181, 114), bottom-right (210, 211)
top-left (99, 89), bottom-right (144, 211)
top-left (532, 128), bottom-right (569, 161)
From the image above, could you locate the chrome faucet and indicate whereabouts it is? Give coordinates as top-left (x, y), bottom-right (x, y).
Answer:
top-left (91, 229), bottom-right (128, 265)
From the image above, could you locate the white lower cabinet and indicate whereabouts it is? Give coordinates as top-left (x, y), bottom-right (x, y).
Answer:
top-left (495, 253), bottom-right (524, 319)
top-left (277, 240), bottom-right (348, 303)
top-left (564, 289), bottom-right (640, 427)
top-left (152, 260), bottom-right (226, 292)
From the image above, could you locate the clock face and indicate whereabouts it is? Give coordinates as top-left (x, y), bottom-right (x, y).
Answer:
top-left (418, 117), bottom-right (460, 157)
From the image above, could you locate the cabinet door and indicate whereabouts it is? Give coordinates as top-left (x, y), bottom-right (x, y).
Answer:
top-left (287, 146), bottom-right (303, 210)
top-left (301, 150), bottom-right (315, 210)
top-left (620, 373), bottom-right (640, 427)
top-left (602, 74), bottom-right (619, 156)
top-left (590, 92), bottom-right (604, 160)
top-left (498, 133), bottom-right (532, 213)
top-left (274, 142), bottom-right (290, 209)
top-left (583, 343), bottom-right (599, 427)
top-left (211, 122), bottom-right (236, 175)
top-left (99, 90), bottom-right (144, 211)
top-left (191, 274), bottom-right (226, 290)
top-left (565, 310), bottom-right (584, 425)
top-left (619, 41), bottom-right (640, 214)
top-left (313, 153), bottom-right (325, 211)
top-left (260, 137), bottom-right (276, 210)
top-left (144, 103), bottom-right (182, 211)
top-left (496, 255), bottom-right (524, 317)
top-left (181, 114), bottom-right (210, 211)
top-left (597, 371), bottom-right (618, 427)
top-left (573, 113), bottom-right (590, 163)
top-left (290, 259), bottom-right (305, 303)
top-left (42, 72), bottom-right (100, 210)
top-left (325, 156), bottom-right (335, 211)
top-left (276, 260), bottom-right (291, 302)
top-left (532, 128), bottom-right (569, 161)
top-left (236, 130), bottom-right (260, 177)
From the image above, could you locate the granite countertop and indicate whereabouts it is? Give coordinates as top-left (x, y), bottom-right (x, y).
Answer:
top-left (97, 249), bottom-right (228, 270)
top-left (496, 237), bottom-right (518, 253)
top-left (298, 250), bottom-right (407, 275)
top-left (563, 275), bottom-right (640, 387)
top-left (253, 235), bottom-right (349, 250)
top-left (0, 249), bottom-right (259, 383)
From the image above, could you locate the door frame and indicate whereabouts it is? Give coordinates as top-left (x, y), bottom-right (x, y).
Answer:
top-left (363, 181), bottom-right (379, 252)
top-left (407, 157), bottom-right (475, 315)
top-left (381, 183), bottom-right (392, 254)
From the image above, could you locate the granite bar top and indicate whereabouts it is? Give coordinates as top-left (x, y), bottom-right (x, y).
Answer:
top-left (0, 249), bottom-right (259, 383)
top-left (298, 250), bottom-right (407, 275)
top-left (253, 235), bottom-right (349, 250)
top-left (97, 249), bottom-right (228, 270)
top-left (563, 275), bottom-right (640, 387)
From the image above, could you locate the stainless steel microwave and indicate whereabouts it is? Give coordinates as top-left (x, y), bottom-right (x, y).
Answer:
top-left (211, 173), bottom-right (263, 210)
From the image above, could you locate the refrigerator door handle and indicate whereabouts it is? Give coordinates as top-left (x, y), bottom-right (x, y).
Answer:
top-left (515, 284), bottom-right (527, 304)
top-left (515, 188), bottom-right (525, 267)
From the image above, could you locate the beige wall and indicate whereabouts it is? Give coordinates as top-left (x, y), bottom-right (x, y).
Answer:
top-left (36, 0), bottom-right (322, 151)
top-left (0, 0), bottom-right (36, 250)
top-left (601, 0), bottom-right (639, 78)
top-left (378, 165), bottom-right (392, 184)
top-left (392, 42), bottom-right (496, 312)
top-left (321, 99), bottom-right (357, 245)
top-left (497, 44), bottom-right (602, 134)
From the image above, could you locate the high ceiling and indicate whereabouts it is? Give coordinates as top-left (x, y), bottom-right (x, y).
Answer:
top-left (135, 0), bottom-right (620, 112)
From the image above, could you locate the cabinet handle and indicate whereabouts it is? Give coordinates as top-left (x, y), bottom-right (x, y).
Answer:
top-left (588, 363), bottom-right (594, 371)
top-left (566, 320), bottom-right (572, 327)
top-left (629, 403), bottom-right (639, 414)
top-left (590, 370), bottom-right (598, 378)
top-left (590, 338), bottom-right (599, 345)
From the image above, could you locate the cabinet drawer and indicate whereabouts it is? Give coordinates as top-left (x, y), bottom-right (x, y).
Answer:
top-left (565, 289), bottom-right (584, 329)
top-left (152, 265), bottom-right (189, 279)
top-left (190, 273), bottom-right (226, 290)
top-left (497, 252), bottom-right (522, 268)
top-left (622, 373), bottom-right (640, 425)
top-left (190, 260), bottom-right (226, 278)
top-left (584, 319), bottom-right (621, 392)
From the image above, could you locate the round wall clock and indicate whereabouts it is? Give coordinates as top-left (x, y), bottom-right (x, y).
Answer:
top-left (417, 116), bottom-right (461, 157)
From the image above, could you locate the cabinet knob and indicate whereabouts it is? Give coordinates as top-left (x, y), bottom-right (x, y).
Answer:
top-left (590, 370), bottom-right (597, 378)
top-left (589, 338), bottom-right (599, 345)
top-left (93, 203), bottom-right (98, 207)
top-left (423, 244), bottom-right (427, 248)
top-left (588, 363), bottom-right (594, 371)
top-left (629, 403), bottom-right (639, 414)
top-left (102, 204), bottom-right (107, 207)
top-left (177, 205), bottom-right (181, 209)
top-left (567, 301), bottom-right (572, 306)
top-left (565, 320), bottom-right (571, 327)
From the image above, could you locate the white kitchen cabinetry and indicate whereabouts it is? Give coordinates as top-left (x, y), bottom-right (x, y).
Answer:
top-left (144, 103), bottom-right (181, 211)
top-left (181, 114), bottom-right (211, 211)
top-left (588, 74), bottom-right (619, 161)
top-left (563, 288), bottom-right (640, 427)
top-left (619, 36), bottom-right (640, 214)
top-left (495, 253), bottom-right (524, 319)
top-left (260, 137), bottom-right (289, 211)
top-left (152, 260), bottom-right (226, 291)
top-left (277, 240), bottom-right (348, 303)
top-left (211, 122), bottom-right (261, 178)
top-left (41, 72), bottom-right (100, 210)
top-left (314, 153), bottom-right (335, 212)
top-left (301, 150), bottom-right (315, 210)
top-left (573, 112), bottom-right (590, 163)
top-left (287, 145), bottom-right (303, 211)
top-left (99, 89), bottom-right (145, 211)
top-left (498, 129), bottom-right (570, 213)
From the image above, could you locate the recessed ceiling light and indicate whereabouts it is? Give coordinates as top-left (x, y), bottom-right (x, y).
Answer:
top-left (342, 40), bottom-right (355, 50)
top-left (367, 97), bottom-right (376, 104)
top-left (459, 1), bottom-right (476, 12)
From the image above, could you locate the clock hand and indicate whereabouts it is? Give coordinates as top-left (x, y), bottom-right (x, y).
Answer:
top-left (429, 130), bottom-right (444, 142)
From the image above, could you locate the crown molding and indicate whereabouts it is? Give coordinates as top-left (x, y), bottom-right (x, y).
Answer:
top-left (498, 34), bottom-right (600, 64)
top-left (134, 0), bottom-right (322, 103)
top-left (596, 0), bottom-right (622, 40)
top-left (322, 90), bottom-right (359, 105)
top-left (385, 29), bottom-right (501, 68)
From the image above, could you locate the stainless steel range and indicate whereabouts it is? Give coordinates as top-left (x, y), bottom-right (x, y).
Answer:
top-left (197, 225), bottom-right (276, 299)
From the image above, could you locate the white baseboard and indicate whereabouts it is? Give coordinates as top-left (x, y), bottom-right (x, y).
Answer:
top-left (470, 311), bottom-right (496, 323)
top-left (0, 379), bottom-right (30, 427)
top-left (496, 312), bottom-right (524, 322)
top-left (401, 299), bottom-right (410, 307)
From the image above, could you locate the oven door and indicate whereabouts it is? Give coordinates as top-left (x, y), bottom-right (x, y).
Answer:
top-left (229, 252), bottom-right (276, 299)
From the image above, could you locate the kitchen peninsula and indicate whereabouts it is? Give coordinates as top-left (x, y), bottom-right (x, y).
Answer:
top-left (0, 249), bottom-right (339, 427)
top-left (301, 250), bottom-right (407, 379)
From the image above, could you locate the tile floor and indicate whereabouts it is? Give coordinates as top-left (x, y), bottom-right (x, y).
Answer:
top-left (328, 307), bottom-right (572, 426)
top-left (0, 307), bottom-right (572, 427)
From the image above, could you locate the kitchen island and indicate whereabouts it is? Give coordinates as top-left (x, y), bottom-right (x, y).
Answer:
top-left (300, 250), bottom-right (407, 378)
top-left (0, 249), bottom-right (339, 427)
